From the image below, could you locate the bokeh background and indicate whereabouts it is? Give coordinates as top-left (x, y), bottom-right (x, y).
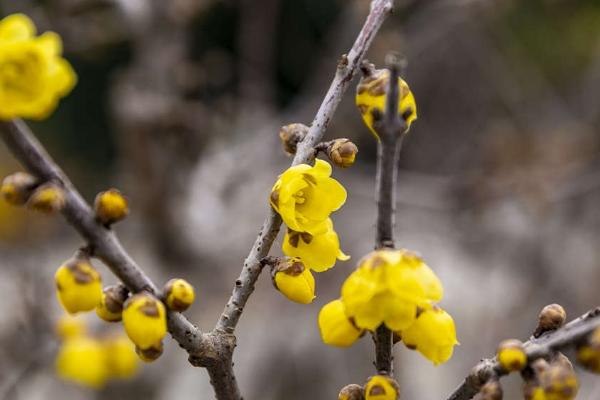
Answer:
top-left (1, 0), bottom-right (600, 398)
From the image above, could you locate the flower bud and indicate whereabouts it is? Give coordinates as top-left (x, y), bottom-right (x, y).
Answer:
top-left (0, 172), bottom-right (37, 205)
top-left (318, 299), bottom-right (363, 347)
top-left (533, 304), bottom-right (566, 338)
top-left (55, 314), bottom-right (87, 339)
top-left (28, 183), bottom-right (66, 213)
top-left (96, 284), bottom-right (128, 322)
top-left (104, 334), bottom-right (139, 379)
top-left (55, 336), bottom-right (108, 388)
top-left (497, 339), bottom-right (527, 372)
top-left (576, 327), bottom-right (600, 373)
top-left (272, 258), bottom-right (315, 304)
top-left (538, 355), bottom-right (578, 400)
top-left (122, 292), bottom-right (167, 350)
top-left (279, 123), bottom-right (308, 155)
top-left (480, 379), bottom-right (503, 400)
top-left (55, 257), bottom-right (103, 314)
top-left (327, 139), bottom-right (358, 168)
top-left (163, 278), bottom-right (195, 312)
top-left (339, 384), bottom-right (365, 400)
top-left (135, 342), bottom-right (164, 363)
top-left (94, 188), bottom-right (129, 225)
top-left (364, 375), bottom-right (399, 400)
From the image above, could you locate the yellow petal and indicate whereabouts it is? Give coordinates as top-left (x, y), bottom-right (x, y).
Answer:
top-left (0, 14), bottom-right (36, 42)
top-left (318, 299), bottom-right (362, 347)
top-left (274, 267), bottom-right (315, 304)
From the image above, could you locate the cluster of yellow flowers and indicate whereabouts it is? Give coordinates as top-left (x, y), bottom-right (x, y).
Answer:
top-left (0, 14), bottom-right (75, 120)
top-left (55, 314), bottom-right (138, 388)
top-left (269, 159), bottom-right (349, 303)
top-left (319, 249), bottom-right (458, 365)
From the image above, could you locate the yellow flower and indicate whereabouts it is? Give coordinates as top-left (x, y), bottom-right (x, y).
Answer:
top-left (94, 189), bottom-right (129, 225)
top-left (163, 278), bottom-right (195, 312)
top-left (55, 258), bottom-right (102, 314)
top-left (341, 249), bottom-right (443, 331)
top-left (576, 327), bottom-right (600, 373)
top-left (270, 159), bottom-right (346, 234)
top-left (538, 358), bottom-right (578, 400)
top-left (0, 14), bottom-right (76, 120)
top-left (122, 292), bottom-right (167, 350)
top-left (282, 218), bottom-right (349, 272)
top-left (356, 67), bottom-right (417, 139)
top-left (104, 335), bottom-right (139, 379)
top-left (55, 336), bottom-right (108, 388)
top-left (318, 299), bottom-right (363, 347)
top-left (273, 259), bottom-right (315, 304)
top-left (55, 313), bottom-right (87, 339)
top-left (364, 375), bottom-right (399, 400)
top-left (96, 285), bottom-right (127, 322)
top-left (400, 307), bottom-right (458, 365)
top-left (136, 342), bottom-right (164, 363)
top-left (497, 339), bottom-right (527, 372)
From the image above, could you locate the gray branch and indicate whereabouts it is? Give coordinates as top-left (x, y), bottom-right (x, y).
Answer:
top-left (0, 1), bottom-right (395, 399)
top-left (445, 307), bottom-right (600, 400)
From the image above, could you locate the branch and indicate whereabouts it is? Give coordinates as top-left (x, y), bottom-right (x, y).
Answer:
top-left (445, 307), bottom-right (600, 400)
top-left (216, 0), bottom-right (395, 334)
top-left (372, 55), bottom-right (408, 374)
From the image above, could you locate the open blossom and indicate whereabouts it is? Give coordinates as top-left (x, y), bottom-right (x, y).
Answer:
top-left (270, 159), bottom-right (346, 234)
top-left (341, 249), bottom-right (443, 331)
top-left (0, 14), bottom-right (76, 120)
top-left (282, 218), bottom-right (349, 272)
top-left (400, 307), bottom-right (458, 365)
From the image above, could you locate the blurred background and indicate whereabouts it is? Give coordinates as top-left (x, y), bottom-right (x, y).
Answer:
top-left (1, 0), bottom-right (600, 398)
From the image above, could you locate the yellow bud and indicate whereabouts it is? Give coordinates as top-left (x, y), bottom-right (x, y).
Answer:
top-left (576, 327), bottom-right (600, 373)
top-left (96, 285), bottom-right (128, 322)
top-left (338, 384), bottom-right (365, 400)
top-left (539, 355), bottom-right (578, 400)
top-left (480, 379), bottom-right (503, 400)
top-left (318, 299), bottom-right (363, 347)
top-left (28, 183), bottom-right (66, 213)
top-left (163, 278), bottom-right (195, 312)
top-left (272, 259), bottom-right (315, 304)
top-left (55, 313), bottom-right (87, 339)
top-left (0, 172), bottom-right (37, 205)
top-left (364, 375), bottom-right (399, 400)
top-left (55, 336), bottom-right (108, 388)
top-left (534, 304), bottom-right (567, 338)
top-left (122, 292), bottom-right (167, 350)
top-left (104, 334), bottom-right (139, 379)
top-left (55, 257), bottom-right (102, 314)
top-left (279, 123), bottom-right (308, 155)
top-left (327, 139), bottom-right (358, 168)
top-left (94, 188), bottom-right (129, 225)
top-left (497, 339), bottom-right (527, 372)
top-left (135, 342), bottom-right (164, 363)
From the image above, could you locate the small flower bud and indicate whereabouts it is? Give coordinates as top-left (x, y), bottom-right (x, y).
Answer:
top-left (135, 342), bottom-right (164, 363)
top-left (339, 384), bottom-right (365, 400)
top-left (318, 299), bottom-right (363, 347)
top-left (55, 336), bottom-right (108, 388)
top-left (327, 139), bottom-right (358, 168)
top-left (103, 334), bottom-right (138, 378)
top-left (55, 256), bottom-right (103, 314)
top-left (163, 278), bottom-right (195, 312)
top-left (28, 183), bottom-right (66, 213)
top-left (55, 314), bottom-right (87, 339)
top-left (0, 172), bottom-right (37, 205)
top-left (364, 375), bottom-right (399, 400)
top-left (122, 292), bottom-right (167, 350)
top-left (94, 188), bottom-right (129, 225)
top-left (534, 304), bottom-right (566, 338)
top-left (279, 123), bottom-right (309, 155)
top-left (272, 258), bottom-right (315, 304)
top-left (480, 378), bottom-right (503, 400)
top-left (497, 339), bottom-right (527, 372)
top-left (96, 284), bottom-right (128, 322)
top-left (576, 327), bottom-right (600, 373)
top-left (538, 355), bottom-right (578, 400)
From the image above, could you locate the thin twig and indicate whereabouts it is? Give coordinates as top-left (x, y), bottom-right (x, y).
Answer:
top-left (216, 0), bottom-right (395, 334)
top-left (445, 307), bottom-right (600, 400)
top-left (372, 55), bottom-right (408, 374)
